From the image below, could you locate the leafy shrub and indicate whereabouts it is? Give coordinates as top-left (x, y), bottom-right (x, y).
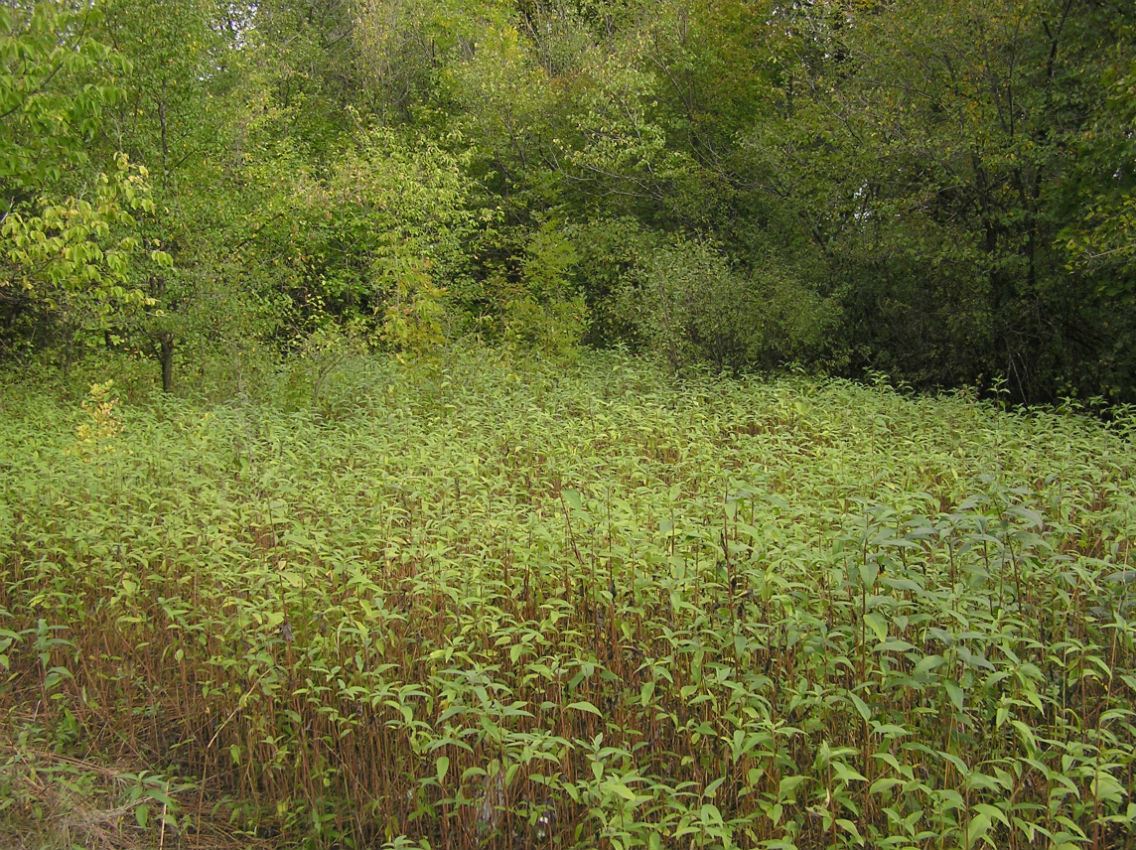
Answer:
top-left (501, 293), bottom-right (587, 358)
top-left (569, 216), bottom-right (663, 350)
top-left (478, 219), bottom-right (589, 357)
top-left (634, 237), bottom-right (835, 373)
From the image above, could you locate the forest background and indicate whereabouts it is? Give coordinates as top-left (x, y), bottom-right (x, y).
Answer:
top-left (3, 0), bottom-right (1136, 403)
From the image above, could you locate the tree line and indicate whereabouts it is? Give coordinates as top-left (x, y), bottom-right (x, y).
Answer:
top-left (2, 0), bottom-right (1134, 403)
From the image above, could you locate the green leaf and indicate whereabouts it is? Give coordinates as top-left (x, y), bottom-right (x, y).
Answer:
top-left (1091, 771), bottom-right (1126, 805)
top-left (640, 681), bottom-right (655, 705)
top-left (864, 612), bottom-right (887, 642)
top-left (914, 654), bottom-right (946, 677)
top-left (607, 781), bottom-right (639, 801)
top-left (778, 775), bottom-right (807, 801)
top-left (565, 700), bottom-right (602, 716)
top-left (700, 803), bottom-right (724, 824)
top-left (973, 803), bottom-right (1010, 828)
top-left (874, 638), bottom-right (916, 653)
top-left (836, 818), bottom-right (863, 843)
top-left (965, 811), bottom-right (992, 849)
top-left (848, 691), bottom-right (872, 723)
top-left (831, 761), bottom-right (867, 783)
top-left (945, 680), bottom-right (965, 711)
top-left (870, 777), bottom-right (903, 795)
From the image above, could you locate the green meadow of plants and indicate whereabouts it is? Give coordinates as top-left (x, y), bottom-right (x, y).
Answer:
top-left (1, 349), bottom-right (1134, 849)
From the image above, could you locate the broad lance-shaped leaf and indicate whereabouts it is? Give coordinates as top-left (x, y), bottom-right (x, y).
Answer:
top-left (864, 611), bottom-right (887, 642)
top-left (831, 761), bottom-right (868, 783)
top-left (945, 680), bottom-right (965, 711)
top-left (565, 700), bottom-right (602, 716)
top-left (847, 691), bottom-right (872, 723)
top-left (857, 559), bottom-right (879, 587)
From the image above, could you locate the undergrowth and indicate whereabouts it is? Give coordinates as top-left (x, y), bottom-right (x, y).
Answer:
top-left (1, 348), bottom-right (1134, 848)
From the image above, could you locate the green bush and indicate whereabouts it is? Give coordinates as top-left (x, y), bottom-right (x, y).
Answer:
top-left (633, 237), bottom-right (835, 373)
top-left (474, 219), bottom-right (590, 357)
top-left (569, 216), bottom-right (663, 350)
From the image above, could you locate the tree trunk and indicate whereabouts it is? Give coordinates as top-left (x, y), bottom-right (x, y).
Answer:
top-left (159, 331), bottom-right (175, 392)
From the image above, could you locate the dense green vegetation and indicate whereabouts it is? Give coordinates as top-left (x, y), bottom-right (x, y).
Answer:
top-left (3, 0), bottom-right (1136, 401)
top-left (3, 2), bottom-right (1136, 848)
top-left (2, 350), bottom-right (1134, 848)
